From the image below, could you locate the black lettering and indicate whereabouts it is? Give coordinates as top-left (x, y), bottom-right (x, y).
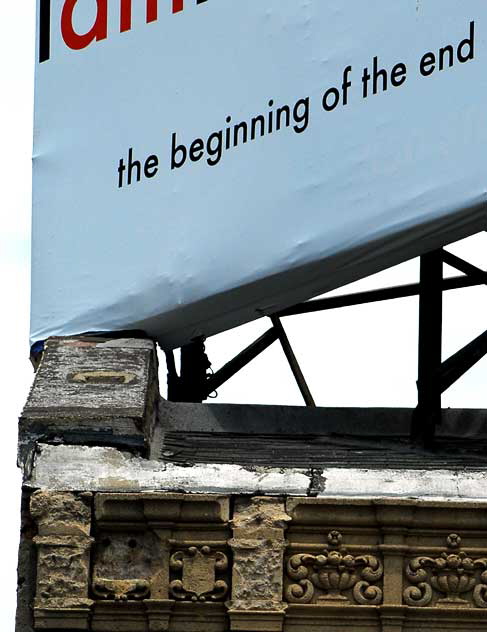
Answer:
top-left (458, 21), bottom-right (475, 63)
top-left (171, 133), bottom-right (187, 169)
top-left (251, 115), bottom-right (265, 140)
top-left (342, 65), bottom-right (352, 105)
top-left (233, 121), bottom-right (248, 147)
top-left (420, 52), bottom-right (436, 76)
top-left (323, 87), bottom-right (340, 111)
top-left (439, 45), bottom-right (454, 70)
top-left (293, 97), bottom-right (309, 132)
top-left (127, 148), bottom-right (141, 185)
top-left (207, 130), bottom-right (223, 166)
top-left (268, 100), bottom-right (274, 134)
top-left (144, 154), bottom-right (159, 178)
top-left (362, 67), bottom-right (371, 98)
top-left (189, 138), bottom-right (204, 162)
top-left (372, 56), bottom-right (387, 94)
top-left (275, 105), bottom-right (290, 130)
top-left (391, 62), bottom-right (407, 87)
top-left (225, 116), bottom-right (232, 149)
top-left (39, 0), bottom-right (51, 62)
top-left (117, 158), bottom-right (126, 188)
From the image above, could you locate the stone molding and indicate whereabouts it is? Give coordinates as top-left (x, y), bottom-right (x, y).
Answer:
top-left (28, 493), bottom-right (487, 631)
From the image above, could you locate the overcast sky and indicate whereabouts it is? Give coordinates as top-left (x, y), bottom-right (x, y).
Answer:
top-left (1, 3), bottom-right (486, 629)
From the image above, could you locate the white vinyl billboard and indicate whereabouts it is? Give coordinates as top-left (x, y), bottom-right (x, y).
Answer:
top-left (32, 0), bottom-right (487, 348)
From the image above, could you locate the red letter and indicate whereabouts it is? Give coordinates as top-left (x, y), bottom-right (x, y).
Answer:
top-left (142, 1), bottom-right (186, 22)
top-left (147, 0), bottom-right (158, 22)
top-left (61, 0), bottom-right (108, 50)
top-left (155, 1), bottom-right (184, 18)
top-left (172, 0), bottom-right (184, 13)
top-left (120, 0), bottom-right (132, 31)
top-left (120, 0), bottom-right (160, 32)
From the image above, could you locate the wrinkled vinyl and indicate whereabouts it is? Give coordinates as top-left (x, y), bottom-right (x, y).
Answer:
top-left (32, 1), bottom-right (487, 348)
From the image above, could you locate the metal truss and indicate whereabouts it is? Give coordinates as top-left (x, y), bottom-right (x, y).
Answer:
top-left (166, 247), bottom-right (486, 447)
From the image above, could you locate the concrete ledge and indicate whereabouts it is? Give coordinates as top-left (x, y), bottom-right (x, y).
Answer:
top-left (26, 444), bottom-right (487, 501)
top-left (28, 445), bottom-right (311, 496)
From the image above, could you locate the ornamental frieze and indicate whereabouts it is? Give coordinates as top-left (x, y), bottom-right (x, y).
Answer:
top-left (28, 492), bottom-right (487, 631)
top-left (404, 533), bottom-right (487, 608)
top-left (285, 530), bottom-right (383, 605)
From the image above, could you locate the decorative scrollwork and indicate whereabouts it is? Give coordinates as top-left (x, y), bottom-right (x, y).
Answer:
top-left (404, 534), bottom-right (487, 608)
top-left (92, 578), bottom-right (150, 601)
top-left (285, 531), bottom-right (383, 605)
top-left (169, 546), bottom-right (229, 602)
top-left (473, 570), bottom-right (487, 608)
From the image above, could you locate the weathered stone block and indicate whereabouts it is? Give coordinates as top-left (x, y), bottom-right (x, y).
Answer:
top-left (31, 491), bottom-right (91, 537)
top-left (20, 337), bottom-right (159, 459)
top-left (31, 492), bottom-right (94, 630)
top-left (228, 497), bottom-right (289, 631)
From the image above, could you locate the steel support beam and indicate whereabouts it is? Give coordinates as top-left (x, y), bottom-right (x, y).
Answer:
top-left (438, 328), bottom-right (487, 394)
top-left (277, 275), bottom-right (481, 318)
top-left (165, 249), bottom-right (485, 418)
top-left (203, 327), bottom-right (279, 397)
top-left (270, 315), bottom-right (316, 407)
top-left (442, 250), bottom-right (487, 285)
top-left (411, 250), bottom-right (443, 447)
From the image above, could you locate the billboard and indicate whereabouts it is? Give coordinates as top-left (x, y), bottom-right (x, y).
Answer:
top-left (32, 1), bottom-right (487, 348)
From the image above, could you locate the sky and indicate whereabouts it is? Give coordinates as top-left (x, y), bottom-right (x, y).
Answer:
top-left (1, 3), bottom-right (486, 630)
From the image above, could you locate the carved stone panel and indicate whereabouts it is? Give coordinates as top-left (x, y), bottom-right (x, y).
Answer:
top-left (169, 546), bottom-right (229, 602)
top-left (27, 492), bottom-right (487, 631)
top-left (92, 531), bottom-right (164, 601)
top-left (285, 530), bottom-right (383, 606)
top-left (35, 536), bottom-right (93, 608)
top-left (404, 533), bottom-right (487, 609)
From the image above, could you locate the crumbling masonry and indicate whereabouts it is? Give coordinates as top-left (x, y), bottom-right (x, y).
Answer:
top-left (16, 337), bottom-right (487, 631)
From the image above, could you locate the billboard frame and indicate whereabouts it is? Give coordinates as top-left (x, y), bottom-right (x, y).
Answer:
top-left (164, 243), bottom-right (487, 448)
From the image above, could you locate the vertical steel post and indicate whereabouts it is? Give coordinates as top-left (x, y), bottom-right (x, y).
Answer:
top-left (165, 349), bottom-right (181, 402)
top-left (411, 250), bottom-right (443, 447)
top-left (178, 338), bottom-right (211, 403)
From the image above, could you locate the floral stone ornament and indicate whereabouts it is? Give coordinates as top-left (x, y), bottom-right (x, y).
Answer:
top-left (404, 533), bottom-right (487, 608)
top-left (285, 530), bottom-right (383, 605)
